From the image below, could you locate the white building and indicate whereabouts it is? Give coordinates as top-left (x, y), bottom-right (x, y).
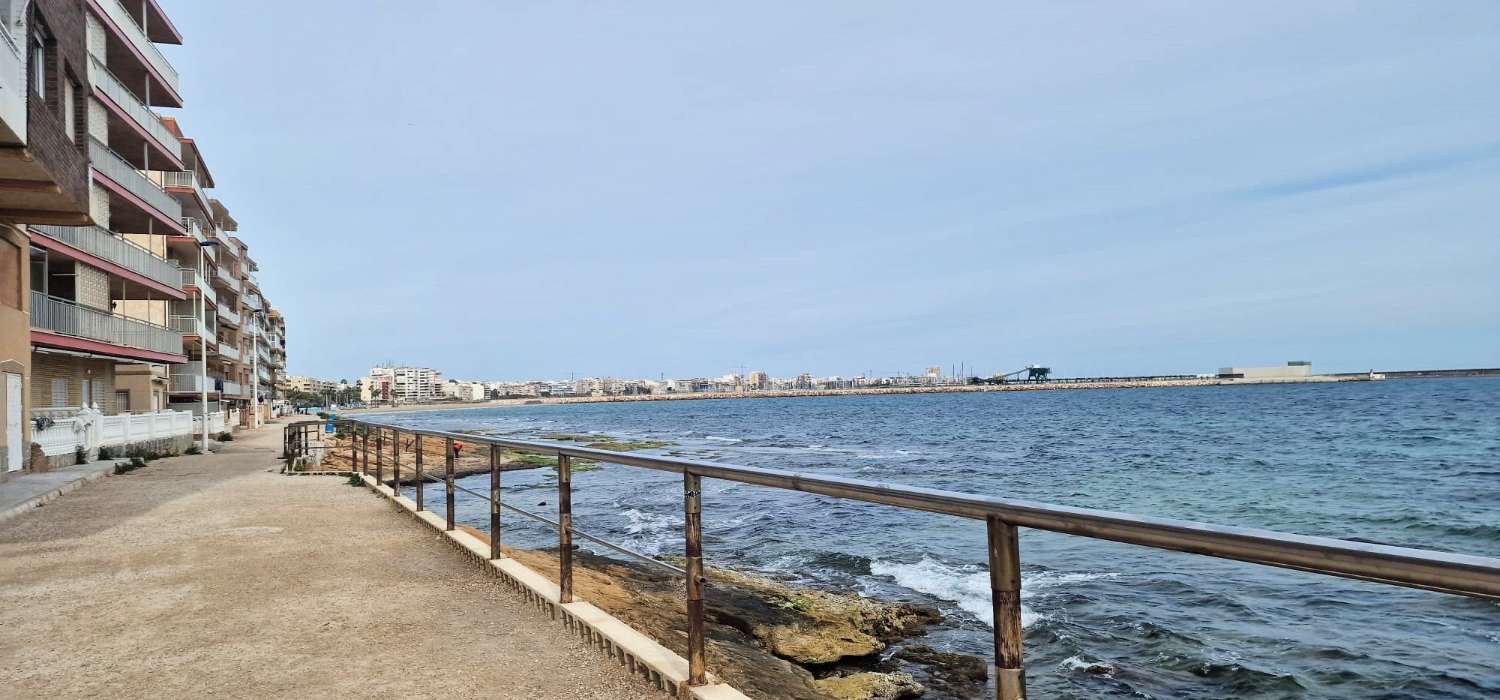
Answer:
top-left (442, 381), bottom-right (486, 401)
top-left (367, 366), bottom-right (443, 403)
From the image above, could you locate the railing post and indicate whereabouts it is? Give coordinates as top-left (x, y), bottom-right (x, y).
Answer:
top-left (490, 445), bottom-right (502, 560)
top-left (558, 454), bottom-right (574, 603)
top-left (348, 421), bottom-right (357, 471)
top-left (414, 435), bottom-right (424, 511)
top-left (375, 428), bottom-right (384, 486)
top-left (684, 471), bottom-right (706, 687)
top-left (361, 425), bottom-right (370, 475)
top-left (988, 516), bottom-right (1025, 700)
top-left (392, 430), bottom-right (401, 499)
top-left (444, 437), bottom-right (455, 531)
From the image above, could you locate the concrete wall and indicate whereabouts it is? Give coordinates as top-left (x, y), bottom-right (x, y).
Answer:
top-left (0, 225), bottom-right (32, 472)
top-left (115, 363), bottom-right (166, 412)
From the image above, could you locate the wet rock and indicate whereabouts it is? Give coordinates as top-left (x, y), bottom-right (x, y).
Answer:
top-left (814, 671), bottom-right (924, 700)
top-left (893, 644), bottom-right (987, 696)
top-left (455, 526), bottom-right (943, 699)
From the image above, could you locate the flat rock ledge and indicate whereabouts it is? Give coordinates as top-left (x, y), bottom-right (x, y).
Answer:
top-left (454, 525), bottom-right (987, 699)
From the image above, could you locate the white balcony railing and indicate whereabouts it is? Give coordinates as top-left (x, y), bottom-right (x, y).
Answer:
top-left (213, 262), bottom-right (242, 294)
top-left (31, 291), bottom-right (183, 355)
top-left (216, 342), bottom-right (241, 362)
top-left (87, 57), bottom-right (181, 160)
top-left (31, 225), bottom-right (183, 291)
top-left (216, 298), bottom-right (240, 327)
top-left (176, 266), bottom-right (216, 306)
top-left (169, 314), bottom-right (211, 340)
top-left (89, 138), bottom-right (182, 221)
top-left (150, 169), bottom-right (211, 214)
top-left (94, 0), bottom-right (180, 94)
top-left (180, 218), bottom-right (218, 263)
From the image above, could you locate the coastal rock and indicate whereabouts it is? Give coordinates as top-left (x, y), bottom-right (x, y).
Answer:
top-left (703, 566), bottom-right (942, 664)
top-left (814, 672), bottom-right (924, 700)
top-left (454, 526), bottom-right (943, 699)
top-left (893, 645), bottom-right (987, 696)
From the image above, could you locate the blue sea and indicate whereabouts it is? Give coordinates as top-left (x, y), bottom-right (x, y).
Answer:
top-left (378, 378), bottom-right (1500, 698)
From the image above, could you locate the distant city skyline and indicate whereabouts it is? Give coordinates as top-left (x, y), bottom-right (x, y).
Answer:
top-left (165, 2), bottom-right (1498, 381)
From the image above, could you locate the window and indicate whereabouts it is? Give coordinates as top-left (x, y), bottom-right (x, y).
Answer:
top-left (30, 32), bottom-right (45, 99)
top-left (63, 78), bottom-right (76, 142)
top-left (80, 378), bottom-right (91, 407)
top-left (50, 378), bottom-right (66, 407)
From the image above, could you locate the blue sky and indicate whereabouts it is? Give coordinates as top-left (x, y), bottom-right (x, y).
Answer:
top-left (161, 2), bottom-right (1499, 381)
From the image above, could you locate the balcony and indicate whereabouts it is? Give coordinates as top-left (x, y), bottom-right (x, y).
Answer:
top-left (31, 291), bottom-right (185, 359)
top-left (89, 138), bottom-right (183, 229)
top-left (150, 169), bottom-right (211, 218)
top-left (216, 342), bottom-right (241, 362)
top-left (89, 0), bottom-right (182, 106)
top-left (32, 224), bottom-right (184, 293)
top-left (177, 265), bottom-right (216, 305)
top-left (213, 262), bottom-right (242, 295)
top-left (217, 299), bottom-right (241, 328)
top-left (88, 57), bottom-right (182, 167)
top-left (169, 314), bottom-right (212, 341)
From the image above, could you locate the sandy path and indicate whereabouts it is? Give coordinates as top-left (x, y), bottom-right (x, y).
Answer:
top-left (0, 423), bottom-right (657, 699)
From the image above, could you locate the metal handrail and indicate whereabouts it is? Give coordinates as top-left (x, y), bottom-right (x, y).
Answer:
top-left (87, 56), bottom-right (181, 159)
top-left (88, 138), bottom-right (182, 220)
top-left (30, 290), bottom-right (183, 354)
top-left (307, 418), bottom-right (1500, 700)
top-left (94, 0), bottom-right (180, 92)
top-left (31, 224), bottom-right (183, 290)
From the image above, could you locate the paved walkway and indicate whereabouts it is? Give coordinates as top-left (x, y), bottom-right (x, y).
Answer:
top-left (0, 422), bottom-right (656, 699)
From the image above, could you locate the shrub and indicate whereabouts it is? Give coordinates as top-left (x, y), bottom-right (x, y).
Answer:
top-left (74, 445), bottom-right (88, 464)
top-left (316, 412), bottom-right (329, 420)
top-left (346, 474), bottom-right (365, 487)
top-left (97, 446), bottom-right (116, 460)
top-left (186, 445), bottom-right (202, 455)
top-left (217, 431), bottom-right (234, 442)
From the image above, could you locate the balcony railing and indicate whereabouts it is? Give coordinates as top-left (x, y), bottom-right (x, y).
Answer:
top-left (217, 300), bottom-right (241, 327)
top-left (177, 265), bottom-right (216, 306)
top-left (216, 342), bottom-right (241, 362)
top-left (151, 169), bottom-right (210, 214)
top-left (89, 138), bottom-right (182, 221)
top-left (180, 218), bottom-right (217, 263)
top-left (87, 57), bottom-right (181, 160)
top-left (31, 291), bottom-right (183, 355)
top-left (213, 262), bottom-right (242, 294)
top-left (93, 0), bottom-right (180, 95)
top-left (168, 314), bottom-right (211, 340)
top-left (31, 225), bottom-right (183, 291)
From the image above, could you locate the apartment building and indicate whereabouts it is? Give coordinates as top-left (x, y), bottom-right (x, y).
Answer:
top-left (365, 366), bottom-right (442, 404)
top-left (0, 0), bottom-right (95, 472)
top-left (0, 0), bottom-right (286, 471)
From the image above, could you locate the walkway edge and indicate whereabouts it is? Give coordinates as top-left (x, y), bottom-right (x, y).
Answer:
top-left (0, 466), bottom-right (115, 526)
top-left (360, 475), bottom-right (751, 700)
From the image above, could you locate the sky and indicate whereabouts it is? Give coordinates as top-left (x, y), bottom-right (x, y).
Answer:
top-left (158, 2), bottom-right (1500, 382)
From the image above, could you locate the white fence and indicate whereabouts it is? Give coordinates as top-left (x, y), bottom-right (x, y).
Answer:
top-left (194, 411), bottom-right (227, 438)
top-left (34, 409), bottom-right (195, 458)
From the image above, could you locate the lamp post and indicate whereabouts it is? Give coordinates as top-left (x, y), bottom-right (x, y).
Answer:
top-left (198, 239), bottom-right (221, 453)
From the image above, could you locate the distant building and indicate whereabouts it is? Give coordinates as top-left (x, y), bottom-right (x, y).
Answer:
top-left (367, 366), bottom-right (442, 403)
top-left (747, 371), bottom-right (770, 390)
top-left (1218, 361), bottom-right (1314, 380)
top-left (441, 380), bottom-right (486, 401)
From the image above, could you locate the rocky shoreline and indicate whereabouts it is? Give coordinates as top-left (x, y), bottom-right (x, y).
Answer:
top-left (456, 526), bottom-right (987, 699)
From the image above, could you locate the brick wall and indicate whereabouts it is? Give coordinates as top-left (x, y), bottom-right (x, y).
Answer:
top-left (29, 0), bottom-right (90, 215)
top-left (31, 352), bottom-right (116, 414)
top-left (75, 261), bottom-right (109, 310)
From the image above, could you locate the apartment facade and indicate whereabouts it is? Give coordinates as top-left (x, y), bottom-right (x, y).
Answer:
top-left (365, 366), bottom-right (442, 404)
top-left (1, 0), bottom-right (286, 472)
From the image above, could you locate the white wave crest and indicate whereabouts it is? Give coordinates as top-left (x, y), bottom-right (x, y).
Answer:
top-left (705, 436), bottom-right (743, 443)
top-left (621, 508), bottom-right (684, 555)
top-left (870, 556), bottom-right (1117, 629)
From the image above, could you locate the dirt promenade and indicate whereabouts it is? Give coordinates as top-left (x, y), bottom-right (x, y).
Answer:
top-left (0, 422), bottom-right (656, 699)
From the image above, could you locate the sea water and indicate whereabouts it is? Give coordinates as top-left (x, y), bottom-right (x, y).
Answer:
top-left (382, 378), bottom-right (1499, 698)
